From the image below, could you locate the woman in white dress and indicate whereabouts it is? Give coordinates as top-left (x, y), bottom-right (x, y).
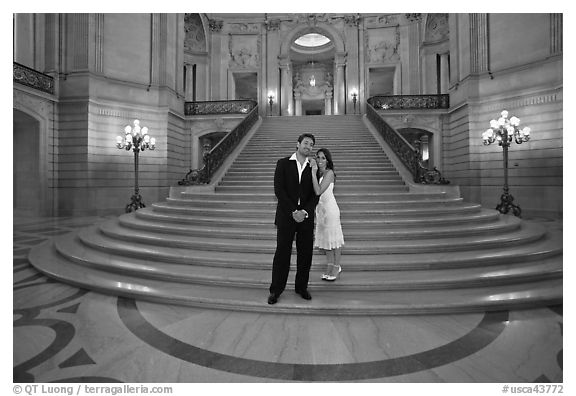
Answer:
top-left (310, 148), bottom-right (345, 281)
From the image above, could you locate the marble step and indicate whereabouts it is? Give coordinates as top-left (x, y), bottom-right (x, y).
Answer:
top-left (164, 196), bottom-right (464, 210)
top-left (176, 191), bottom-right (447, 202)
top-left (98, 218), bottom-right (546, 254)
top-left (220, 174), bottom-right (403, 181)
top-left (218, 180), bottom-right (406, 187)
top-left (232, 157), bottom-right (393, 164)
top-left (150, 201), bottom-right (482, 219)
top-left (54, 232), bottom-right (561, 291)
top-left (119, 212), bottom-right (521, 240)
top-left (213, 185), bottom-right (409, 193)
top-left (28, 241), bottom-right (563, 315)
top-left (225, 169), bottom-right (401, 176)
top-left (238, 150), bottom-right (388, 156)
top-left (135, 207), bottom-right (501, 228)
top-left (75, 224), bottom-right (562, 270)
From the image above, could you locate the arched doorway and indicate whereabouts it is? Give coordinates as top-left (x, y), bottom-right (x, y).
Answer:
top-left (278, 23), bottom-right (346, 116)
top-left (13, 109), bottom-right (42, 216)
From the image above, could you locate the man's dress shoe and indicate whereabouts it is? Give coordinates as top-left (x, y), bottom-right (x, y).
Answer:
top-left (295, 290), bottom-right (312, 300)
top-left (268, 293), bottom-right (278, 305)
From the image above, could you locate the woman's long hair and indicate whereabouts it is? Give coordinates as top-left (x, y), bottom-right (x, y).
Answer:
top-left (316, 148), bottom-right (336, 180)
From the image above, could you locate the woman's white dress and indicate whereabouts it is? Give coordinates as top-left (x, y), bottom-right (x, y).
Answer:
top-left (314, 177), bottom-right (345, 249)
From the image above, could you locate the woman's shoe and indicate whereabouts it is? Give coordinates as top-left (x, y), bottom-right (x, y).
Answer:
top-left (321, 273), bottom-right (329, 280)
top-left (325, 266), bottom-right (342, 282)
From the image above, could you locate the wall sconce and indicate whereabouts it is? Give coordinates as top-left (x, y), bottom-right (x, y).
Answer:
top-left (351, 92), bottom-right (358, 114)
top-left (482, 110), bottom-right (531, 217)
top-left (116, 119), bottom-right (156, 212)
top-left (268, 93), bottom-right (274, 116)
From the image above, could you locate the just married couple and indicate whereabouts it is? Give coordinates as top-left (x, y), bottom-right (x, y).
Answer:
top-left (268, 133), bottom-right (344, 305)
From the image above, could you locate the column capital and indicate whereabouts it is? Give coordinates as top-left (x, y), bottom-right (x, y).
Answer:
top-left (278, 56), bottom-right (291, 69)
top-left (334, 52), bottom-right (347, 66)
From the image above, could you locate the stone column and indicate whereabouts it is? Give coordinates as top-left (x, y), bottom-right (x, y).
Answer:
top-left (550, 13), bottom-right (563, 56)
top-left (440, 53), bottom-right (449, 93)
top-left (294, 92), bottom-right (302, 116)
top-left (324, 92), bottom-right (333, 115)
top-left (184, 63), bottom-right (194, 101)
top-left (208, 19), bottom-right (224, 100)
top-left (333, 52), bottom-right (346, 115)
top-left (279, 56), bottom-right (293, 116)
top-left (469, 13), bottom-right (489, 74)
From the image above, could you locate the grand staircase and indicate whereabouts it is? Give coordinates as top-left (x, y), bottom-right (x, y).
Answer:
top-left (29, 115), bottom-right (562, 314)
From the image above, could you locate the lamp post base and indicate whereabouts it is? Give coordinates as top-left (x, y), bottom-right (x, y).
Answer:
top-left (495, 190), bottom-right (522, 217)
top-left (125, 192), bottom-right (146, 213)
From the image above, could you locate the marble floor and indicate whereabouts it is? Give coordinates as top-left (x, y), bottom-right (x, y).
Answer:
top-left (12, 214), bottom-right (563, 388)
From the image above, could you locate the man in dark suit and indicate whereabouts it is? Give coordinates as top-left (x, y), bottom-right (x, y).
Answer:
top-left (268, 133), bottom-right (319, 305)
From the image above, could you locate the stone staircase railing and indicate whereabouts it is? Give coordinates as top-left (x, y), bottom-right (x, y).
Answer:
top-left (13, 62), bottom-right (55, 95)
top-left (366, 102), bottom-right (449, 185)
top-left (368, 94), bottom-right (449, 110)
top-left (184, 99), bottom-right (257, 116)
top-left (179, 101), bottom-right (259, 185)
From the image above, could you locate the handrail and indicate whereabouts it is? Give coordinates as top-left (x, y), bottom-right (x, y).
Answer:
top-left (368, 94), bottom-right (449, 110)
top-left (178, 104), bottom-right (259, 185)
top-left (366, 103), bottom-right (449, 184)
top-left (185, 99), bottom-right (257, 116)
top-left (13, 62), bottom-right (55, 95)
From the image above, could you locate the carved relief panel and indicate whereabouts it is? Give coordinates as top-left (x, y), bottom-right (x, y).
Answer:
top-left (228, 35), bottom-right (260, 69)
top-left (365, 26), bottom-right (401, 64)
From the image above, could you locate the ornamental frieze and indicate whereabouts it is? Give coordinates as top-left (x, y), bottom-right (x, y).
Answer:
top-left (296, 13), bottom-right (330, 26)
top-left (365, 14), bottom-right (400, 28)
top-left (344, 14), bottom-right (361, 27)
top-left (228, 23), bottom-right (260, 34)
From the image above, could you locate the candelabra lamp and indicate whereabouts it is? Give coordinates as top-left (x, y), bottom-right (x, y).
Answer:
top-left (268, 94), bottom-right (274, 116)
top-left (116, 120), bottom-right (156, 213)
top-left (351, 92), bottom-right (357, 114)
top-left (482, 110), bottom-right (531, 217)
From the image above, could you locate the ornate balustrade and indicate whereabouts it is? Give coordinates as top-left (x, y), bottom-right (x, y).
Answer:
top-left (366, 103), bottom-right (449, 184)
top-left (13, 62), bottom-right (55, 95)
top-left (184, 100), bottom-right (257, 116)
top-left (368, 94), bottom-right (449, 110)
top-left (179, 103), bottom-right (259, 185)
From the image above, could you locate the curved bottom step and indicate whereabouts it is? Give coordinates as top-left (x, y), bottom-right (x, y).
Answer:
top-left (29, 240), bottom-right (562, 315)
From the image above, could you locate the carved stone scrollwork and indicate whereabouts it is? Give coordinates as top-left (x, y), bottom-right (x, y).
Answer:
top-left (298, 14), bottom-right (329, 26)
top-left (208, 19), bottom-right (223, 32)
top-left (265, 19), bottom-right (281, 31)
top-left (405, 13), bottom-right (422, 22)
top-left (13, 62), bottom-right (54, 95)
top-left (344, 14), bottom-right (360, 27)
top-left (417, 163), bottom-right (450, 185)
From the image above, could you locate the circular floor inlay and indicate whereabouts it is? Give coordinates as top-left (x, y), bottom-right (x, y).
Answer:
top-left (118, 297), bottom-right (509, 381)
